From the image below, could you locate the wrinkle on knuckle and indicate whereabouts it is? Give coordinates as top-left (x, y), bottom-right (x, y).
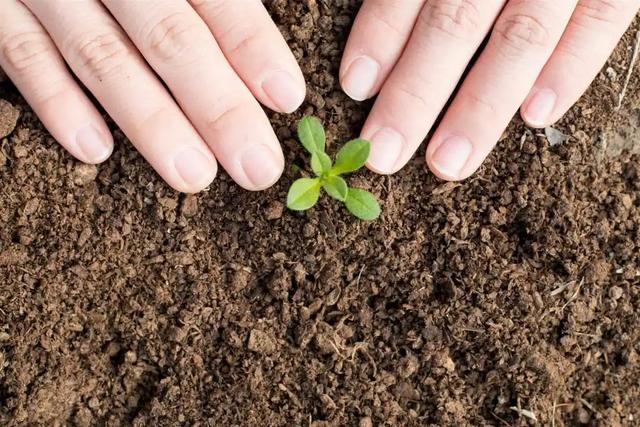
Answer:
top-left (464, 92), bottom-right (497, 116)
top-left (225, 29), bottom-right (262, 56)
top-left (575, 0), bottom-right (626, 26)
top-left (75, 31), bottom-right (132, 82)
top-left (1, 30), bottom-right (52, 72)
top-left (204, 102), bottom-right (245, 134)
top-left (145, 12), bottom-right (199, 61)
top-left (493, 13), bottom-right (551, 58)
top-left (420, 0), bottom-right (481, 40)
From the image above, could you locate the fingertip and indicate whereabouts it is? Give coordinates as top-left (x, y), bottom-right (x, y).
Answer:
top-left (172, 146), bottom-right (218, 193)
top-left (238, 144), bottom-right (284, 191)
top-left (261, 70), bottom-right (306, 114)
top-left (75, 123), bottom-right (115, 164)
top-left (364, 127), bottom-right (404, 174)
top-left (340, 55), bottom-right (380, 102)
top-left (520, 88), bottom-right (558, 129)
top-left (425, 135), bottom-right (473, 182)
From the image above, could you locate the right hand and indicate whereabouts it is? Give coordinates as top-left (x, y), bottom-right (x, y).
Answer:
top-left (0, 0), bottom-right (306, 193)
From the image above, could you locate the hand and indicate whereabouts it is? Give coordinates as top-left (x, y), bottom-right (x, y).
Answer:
top-left (340, 0), bottom-right (640, 180)
top-left (0, 0), bottom-right (305, 192)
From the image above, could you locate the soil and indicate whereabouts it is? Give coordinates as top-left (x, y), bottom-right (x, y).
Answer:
top-left (1, 2), bottom-right (639, 426)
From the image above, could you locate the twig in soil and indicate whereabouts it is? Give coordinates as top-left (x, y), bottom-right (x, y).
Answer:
top-left (561, 277), bottom-right (585, 311)
top-left (356, 265), bottom-right (365, 286)
top-left (550, 280), bottom-right (575, 296)
top-left (580, 398), bottom-right (598, 414)
top-left (510, 406), bottom-right (538, 421)
top-left (491, 411), bottom-right (512, 426)
top-left (551, 401), bottom-right (572, 427)
top-left (616, 29), bottom-right (640, 111)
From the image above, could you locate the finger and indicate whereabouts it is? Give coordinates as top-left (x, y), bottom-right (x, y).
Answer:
top-left (340, 0), bottom-right (426, 101)
top-left (0, 0), bottom-right (112, 164)
top-left (190, 0), bottom-right (306, 114)
top-left (103, 0), bottom-right (284, 190)
top-left (425, 0), bottom-right (579, 181)
top-left (521, 0), bottom-right (640, 127)
top-left (361, 0), bottom-right (506, 174)
top-left (22, 0), bottom-right (217, 193)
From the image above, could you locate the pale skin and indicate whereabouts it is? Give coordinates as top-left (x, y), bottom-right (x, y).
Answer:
top-left (0, 1), bottom-right (638, 193)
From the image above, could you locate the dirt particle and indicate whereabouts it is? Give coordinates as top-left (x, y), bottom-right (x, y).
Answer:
top-left (546, 127), bottom-right (569, 146)
top-left (247, 329), bottom-right (277, 355)
top-left (359, 417), bottom-right (373, 427)
top-left (265, 200), bottom-right (284, 220)
top-left (0, 99), bottom-right (19, 138)
top-left (73, 164), bottom-right (98, 186)
top-left (609, 286), bottom-right (624, 300)
top-left (398, 354), bottom-right (419, 379)
top-left (181, 195), bottom-right (198, 217)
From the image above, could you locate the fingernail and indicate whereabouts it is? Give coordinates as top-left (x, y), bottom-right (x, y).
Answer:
top-left (430, 136), bottom-right (473, 179)
top-left (342, 56), bottom-right (380, 101)
top-left (174, 147), bottom-right (217, 191)
top-left (76, 124), bottom-right (113, 163)
top-left (262, 70), bottom-right (305, 114)
top-left (524, 88), bottom-right (557, 128)
top-left (366, 128), bottom-right (404, 174)
top-left (241, 145), bottom-right (283, 190)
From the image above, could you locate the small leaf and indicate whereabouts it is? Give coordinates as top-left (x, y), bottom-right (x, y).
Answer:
top-left (323, 176), bottom-right (348, 202)
top-left (287, 178), bottom-right (321, 211)
top-left (332, 139), bottom-right (370, 175)
top-left (345, 188), bottom-right (380, 221)
top-left (311, 151), bottom-right (332, 176)
top-left (297, 116), bottom-right (326, 154)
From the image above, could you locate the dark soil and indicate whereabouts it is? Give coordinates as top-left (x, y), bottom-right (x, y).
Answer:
top-left (1, 2), bottom-right (640, 426)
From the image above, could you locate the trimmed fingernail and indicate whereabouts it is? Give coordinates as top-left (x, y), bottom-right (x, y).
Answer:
top-left (367, 128), bottom-right (404, 174)
top-left (342, 56), bottom-right (380, 101)
top-left (262, 70), bottom-right (305, 114)
top-left (241, 144), bottom-right (283, 190)
top-left (76, 124), bottom-right (113, 163)
top-left (430, 136), bottom-right (473, 179)
top-left (174, 147), bottom-right (217, 191)
top-left (524, 88), bottom-right (557, 128)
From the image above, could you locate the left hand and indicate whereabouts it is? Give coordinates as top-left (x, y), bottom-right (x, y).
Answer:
top-left (340, 0), bottom-right (640, 180)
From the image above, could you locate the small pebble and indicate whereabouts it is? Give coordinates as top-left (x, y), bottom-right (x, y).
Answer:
top-left (609, 286), bottom-right (624, 300)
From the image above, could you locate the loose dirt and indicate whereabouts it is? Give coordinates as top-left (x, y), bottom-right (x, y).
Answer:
top-left (0, 2), bottom-right (639, 426)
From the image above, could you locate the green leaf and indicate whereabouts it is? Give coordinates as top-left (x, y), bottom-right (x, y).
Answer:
top-left (297, 116), bottom-right (326, 154)
top-left (332, 139), bottom-right (370, 175)
top-left (287, 178), bottom-right (321, 211)
top-left (345, 188), bottom-right (381, 221)
top-left (311, 151), bottom-right (332, 176)
top-left (322, 176), bottom-right (348, 202)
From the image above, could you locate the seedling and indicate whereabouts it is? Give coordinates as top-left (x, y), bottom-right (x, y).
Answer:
top-left (287, 116), bottom-right (381, 221)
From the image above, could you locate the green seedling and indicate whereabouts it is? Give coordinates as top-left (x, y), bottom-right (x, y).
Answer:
top-left (287, 116), bottom-right (381, 221)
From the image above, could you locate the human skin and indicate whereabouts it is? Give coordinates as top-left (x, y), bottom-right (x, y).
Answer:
top-left (0, 1), bottom-right (639, 193)
top-left (0, 0), bottom-right (305, 193)
top-left (340, 0), bottom-right (640, 180)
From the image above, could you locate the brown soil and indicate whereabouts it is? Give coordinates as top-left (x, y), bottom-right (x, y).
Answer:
top-left (1, 2), bottom-right (640, 426)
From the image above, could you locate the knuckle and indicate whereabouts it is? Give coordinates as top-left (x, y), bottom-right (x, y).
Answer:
top-left (420, 0), bottom-right (481, 39)
top-left (464, 92), bottom-right (497, 116)
top-left (204, 100), bottom-right (245, 134)
top-left (394, 81), bottom-right (433, 113)
top-left (493, 13), bottom-right (551, 56)
top-left (575, 0), bottom-right (627, 25)
top-left (145, 12), bottom-right (200, 61)
top-left (74, 31), bottom-right (131, 82)
top-left (1, 30), bottom-right (53, 72)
